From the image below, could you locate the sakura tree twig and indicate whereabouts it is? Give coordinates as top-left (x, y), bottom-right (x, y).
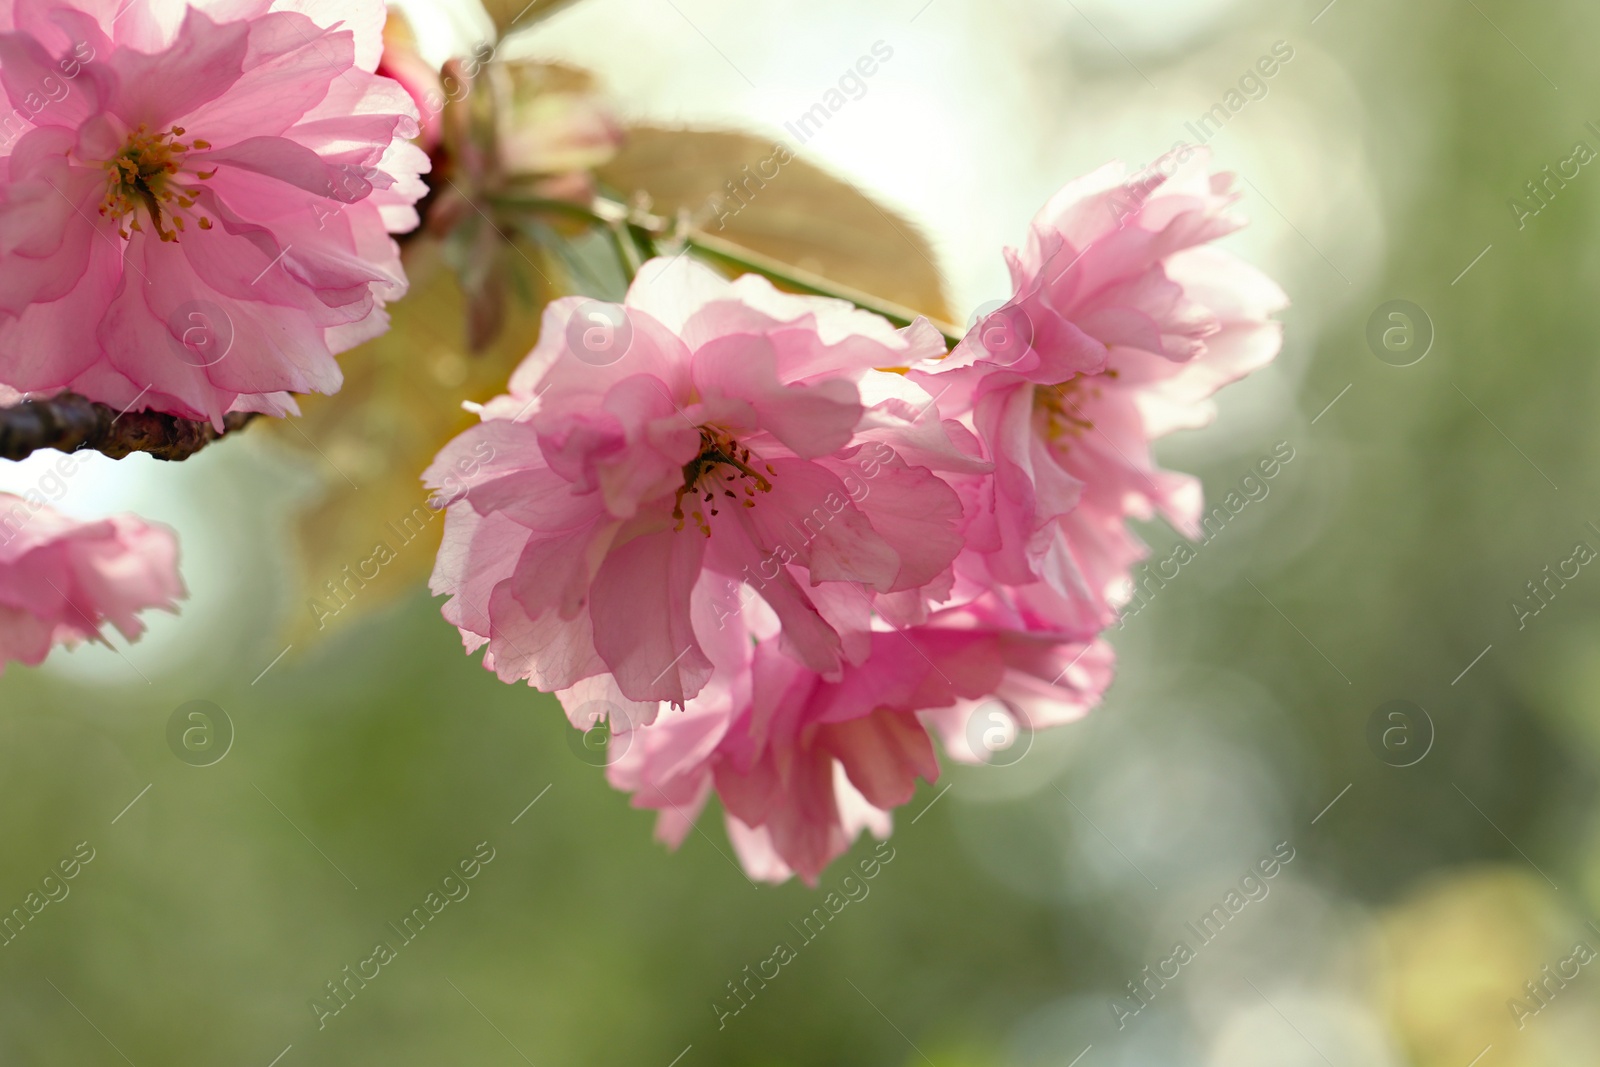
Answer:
top-left (0, 393), bottom-right (258, 463)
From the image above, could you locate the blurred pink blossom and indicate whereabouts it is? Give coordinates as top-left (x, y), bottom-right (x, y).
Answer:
top-left (491, 64), bottom-right (623, 182)
top-left (0, 494), bottom-right (183, 671)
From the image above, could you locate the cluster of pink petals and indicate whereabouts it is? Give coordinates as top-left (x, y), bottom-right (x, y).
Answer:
top-left (0, 493), bottom-right (183, 671)
top-left (429, 148), bottom-right (1285, 883)
top-left (0, 0), bottom-right (428, 426)
top-left (593, 599), bottom-right (1114, 883)
top-left (912, 151), bottom-right (1288, 639)
top-left (425, 257), bottom-right (982, 711)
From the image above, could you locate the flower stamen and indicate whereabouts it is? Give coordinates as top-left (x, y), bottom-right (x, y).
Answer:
top-left (673, 427), bottom-right (773, 535)
top-left (1034, 369), bottom-right (1119, 444)
top-left (97, 124), bottom-right (216, 242)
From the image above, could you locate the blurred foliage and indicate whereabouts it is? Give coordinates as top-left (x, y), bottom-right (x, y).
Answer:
top-left (1379, 869), bottom-right (1578, 1067)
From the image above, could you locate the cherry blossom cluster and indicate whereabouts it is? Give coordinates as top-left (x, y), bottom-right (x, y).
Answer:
top-left (426, 152), bottom-right (1287, 883)
top-left (0, 492), bottom-right (182, 672)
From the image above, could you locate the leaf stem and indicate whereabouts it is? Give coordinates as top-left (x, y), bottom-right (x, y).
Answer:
top-left (683, 230), bottom-right (963, 343)
top-left (607, 218), bottom-right (644, 280)
top-left (487, 193), bottom-right (965, 346)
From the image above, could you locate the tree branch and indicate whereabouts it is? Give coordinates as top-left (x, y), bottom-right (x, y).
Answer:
top-left (0, 393), bottom-right (258, 463)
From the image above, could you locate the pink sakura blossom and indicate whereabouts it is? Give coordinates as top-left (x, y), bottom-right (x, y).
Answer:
top-left (426, 257), bottom-right (982, 712)
top-left (578, 596), bottom-right (1113, 884)
top-left (912, 149), bottom-right (1287, 636)
top-left (0, 493), bottom-right (183, 671)
top-left (578, 152), bottom-right (1281, 884)
top-left (424, 153), bottom-right (1286, 885)
top-left (0, 0), bottom-right (429, 426)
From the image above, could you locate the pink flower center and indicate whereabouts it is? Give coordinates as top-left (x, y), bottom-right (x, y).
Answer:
top-left (672, 427), bottom-right (774, 537)
top-left (98, 124), bottom-right (217, 243)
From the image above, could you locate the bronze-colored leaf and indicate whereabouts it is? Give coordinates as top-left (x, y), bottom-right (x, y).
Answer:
top-left (482, 0), bottom-right (587, 37)
top-left (597, 125), bottom-right (954, 323)
top-left (266, 236), bottom-right (556, 643)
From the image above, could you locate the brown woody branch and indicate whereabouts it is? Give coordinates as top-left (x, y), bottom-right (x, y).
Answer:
top-left (0, 393), bottom-right (258, 463)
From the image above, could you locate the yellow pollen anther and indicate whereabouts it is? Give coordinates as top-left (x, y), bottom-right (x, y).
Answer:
top-left (98, 124), bottom-right (217, 244)
top-left (1034, 378), bottom-right (1100, 444)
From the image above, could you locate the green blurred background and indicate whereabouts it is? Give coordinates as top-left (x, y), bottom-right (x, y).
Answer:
top-left (5, 0), bottom-right (1600, 1063)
